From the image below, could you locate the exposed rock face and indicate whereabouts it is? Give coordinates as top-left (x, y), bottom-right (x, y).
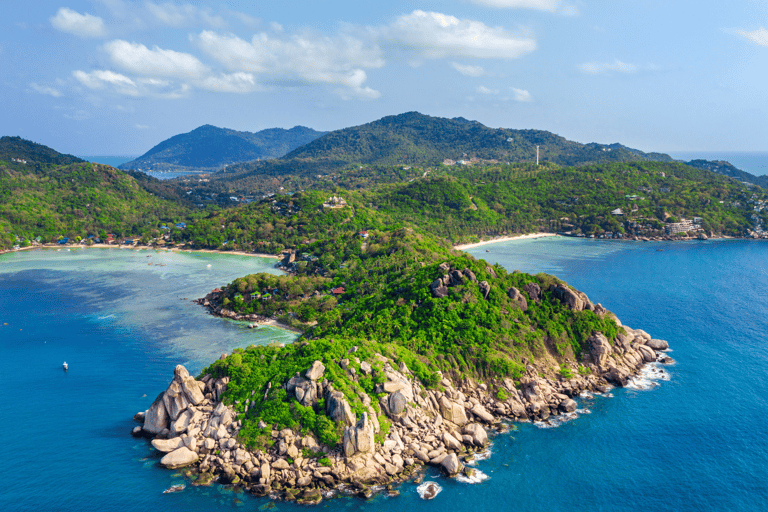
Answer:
top-left (136, 306), bottom-right (672, 502)
top-left (646, 339), bottom-right (669, 350)
top-left (144, 392), bottom-right (170, 435)
top-left (388, 391), bottom-right (407, 416)
top-left (326, 391), bottom-right (355, 426)
top-left (306, 360), bottom-right (325, 381)
top-left (479, 281), bottom-right (491, 300)
top-left (507, 287), bottom-right (528, 311)
top-left (522, 282), bottom-right (541, 302)
top-left (342, 412), bottom-right (375, 457)
top-left (438, 396), bottom-right (468, 426)
top-left (440, 453), bottom-right (463, 476)
top-left (160, 447), bottom-right (199, 468)
top-left (551, 285), bottom-right (584, 311)
top-left (587, 332), bottom-right (613, 370)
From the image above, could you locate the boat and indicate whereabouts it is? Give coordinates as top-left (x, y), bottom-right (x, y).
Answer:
top-left (62, 362), bottom-right (68, 371)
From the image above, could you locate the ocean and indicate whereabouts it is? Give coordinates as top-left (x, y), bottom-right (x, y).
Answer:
top-left (669, 151), bottom-right (768, 176)
top-left (1, 239), bottom-right (767, 511)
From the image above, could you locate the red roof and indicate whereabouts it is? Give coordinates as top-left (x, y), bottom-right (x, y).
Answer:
top-left (331, 287), bottom-right (346, 295)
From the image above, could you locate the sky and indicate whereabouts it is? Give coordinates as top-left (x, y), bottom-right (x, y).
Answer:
top-left (3, 0), bottom-right (768, 155)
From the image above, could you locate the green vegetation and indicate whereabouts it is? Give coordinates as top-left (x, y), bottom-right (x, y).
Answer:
top-left (120, 124), bottom-right (325, 174)
top-left (2, 130), bottom-right (767, 453)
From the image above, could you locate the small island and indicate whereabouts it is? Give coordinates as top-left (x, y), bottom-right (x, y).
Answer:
top-left (133, 251), bottom-right (673, 504)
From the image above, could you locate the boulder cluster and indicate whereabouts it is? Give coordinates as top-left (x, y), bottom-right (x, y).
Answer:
top-left (132, 292), bottom-right (672, 503)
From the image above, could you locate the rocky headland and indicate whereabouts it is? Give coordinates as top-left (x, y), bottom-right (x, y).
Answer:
top-left (133, 285), bottom-right (672, 504)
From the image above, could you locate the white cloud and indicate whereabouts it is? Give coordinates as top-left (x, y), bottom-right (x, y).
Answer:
top-left (381, 10), bottom-right (536, 60)
top-left (511, 87), bottom-right (532, 102)
top-left (198, 72), bottom-right (260, 93)
top-left (737, 27), bottom-right (768, 47)
top-left (135, 124), bottom-right (150, 129)
top-left (451, 62), bottom-right (484, 76)
top-left (477, 85), bottom-right (499, 94)
top-left (144, 2), bottom-right (226, 29)
top-left (30, 83), bottom-right (63, 97)
top-left (467, 0), bottom-right (578, 15)
top-left (579, 59), bottom-right (640, 75)
top-left (103, 40), bottom-right (208, 78)
top-left (193, 29), bottom-right (384, 98)
top-left (50, 7), bottom-right (107, 38)
top-left (73, 69), bottom-right (189, 98)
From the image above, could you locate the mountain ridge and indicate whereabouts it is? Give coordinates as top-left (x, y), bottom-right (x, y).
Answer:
top-left (119, 124), bottom-right (326, 173)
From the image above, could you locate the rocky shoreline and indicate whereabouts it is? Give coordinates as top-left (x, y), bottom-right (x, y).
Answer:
top-left (132, 318), bottom-right (673, 504)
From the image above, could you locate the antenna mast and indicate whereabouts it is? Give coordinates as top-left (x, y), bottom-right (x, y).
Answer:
top-left (536, 145), bottom-right (540, 166)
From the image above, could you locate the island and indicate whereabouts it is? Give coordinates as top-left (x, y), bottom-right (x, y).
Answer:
top-left (131, 243), bottom-right (673, 504)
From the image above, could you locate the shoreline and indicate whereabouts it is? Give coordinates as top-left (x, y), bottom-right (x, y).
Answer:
top-left (0, 244), bottom-right (280, 259)
top-left (453, 233), bottom-right (558, 250)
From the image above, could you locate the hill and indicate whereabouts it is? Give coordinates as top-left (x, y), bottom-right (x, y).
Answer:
top-left (685, 159), bottom-right (768, 188)
top-left (201, 112), bottom-right (674, 197)
top-left (119, 124), bottom-right (326, 174)
top-left (0, 136), bottom-right (84, 168)
top-left (0, 146), bottom-right (192, 248)
top-left (284, 112), bottom-right (673, 166)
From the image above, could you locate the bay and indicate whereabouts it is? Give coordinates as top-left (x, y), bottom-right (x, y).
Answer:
top-left (1, 239), bottom-right (766, 511)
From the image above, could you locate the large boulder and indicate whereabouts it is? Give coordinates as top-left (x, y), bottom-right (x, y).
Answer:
top-left (637, 344), bottom-right (657, 363)
top-left (160, 447), bottom-right (199, 468)
top-left (143, 392), bottom-right (169, 435)
top-left (438, 396), bottom-right (468, 426)
top-left (522, 282), bottom-right (541, 303)
top-left (507, 287), bottom-right (528, 311)
top-left (470, 403), bottom-right (496, 424)
top-left (463, 423), bottom-right (488, 446)
top-left (440, 453), bottom-right (463, 476)
top-left (152, 437), bottom-right (184, 452)
top-left (587, 332), bottom-right (613, 370)
top-left (551, 285), bottom-right (585, 311)
top-left (388, 391), bottom-right (407, 416)
top-left (646, 339), bottom-right (669, 350)
top-left (305, 360), bottom-right (325, 381)
top-left (294, 379), bottom-right (317, 407)
top-left (479, 281), bottom-right (491, 300)
top-left (342, 412), bottom-right (375, 457)
top-left (326, 391), bottom-right (355, 426)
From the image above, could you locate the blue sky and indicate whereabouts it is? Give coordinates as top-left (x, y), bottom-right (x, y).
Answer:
top-left (3, 1), bottom-right (768, 155)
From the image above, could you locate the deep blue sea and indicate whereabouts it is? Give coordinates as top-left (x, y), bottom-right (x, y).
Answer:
top-left (2, 239), bottom-right (767, 511)
top-left (669, 151), bottom-right (768, 176)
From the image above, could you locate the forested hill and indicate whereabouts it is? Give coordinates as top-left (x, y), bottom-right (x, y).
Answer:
top-left (685, 159), bottom-right (768, 189)
top-left (119, 124), bottom-right (326, 173)
top-left (283, 112), bottom-right (674, 167)
top-left (0, 136), bottom-right (84, 167)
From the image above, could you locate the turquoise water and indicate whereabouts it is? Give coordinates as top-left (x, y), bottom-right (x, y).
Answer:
top-left (2, 240), bottom-right (767, 511)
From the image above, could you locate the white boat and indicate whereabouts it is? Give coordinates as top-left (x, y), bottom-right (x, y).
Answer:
top-left (63, 362), bottom-right (68, 371)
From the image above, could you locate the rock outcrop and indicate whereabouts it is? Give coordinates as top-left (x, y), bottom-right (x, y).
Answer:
top-left (134, 318), bottom-right (671, 503)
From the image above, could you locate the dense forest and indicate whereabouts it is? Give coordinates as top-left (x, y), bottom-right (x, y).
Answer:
top-left (120, 124), bottom-right (326, 174)
top-left (2, 133), bottom-right (766, 456)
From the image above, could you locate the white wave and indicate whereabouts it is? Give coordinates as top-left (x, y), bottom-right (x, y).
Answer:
top-left (98, 314), bottom-right (115, 320)
top-left (417, 481), bottom-right (442, 500)
top-left (576, 408), bottom-right (591, 414)
top-left (457, 469), bottom-right (489, 484)
top-left (534, 411), bottom-right (579, 429)
top-left (627, 362), bottom-right (670, 390)
top-left (579, 391), bottom-right (594, 399)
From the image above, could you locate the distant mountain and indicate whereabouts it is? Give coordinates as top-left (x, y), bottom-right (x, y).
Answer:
top-left (685, 159), bottom-right (768, 188)
top-left (119, 124), bottom-right (326, 173)
top-left (283, 112), bottom-right (674, 166)
top-left (0, 136), bottom-right (85, 167)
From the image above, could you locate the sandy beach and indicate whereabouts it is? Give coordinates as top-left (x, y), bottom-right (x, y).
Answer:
top-left (453, 232), bottom-right (559, 251)
top-left (0, 243), bottom-right (280, 259)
